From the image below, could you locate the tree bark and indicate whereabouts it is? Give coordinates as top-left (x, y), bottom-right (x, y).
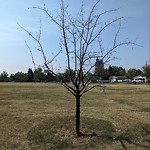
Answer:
top-left (76, 93), bottom-right (81, 136)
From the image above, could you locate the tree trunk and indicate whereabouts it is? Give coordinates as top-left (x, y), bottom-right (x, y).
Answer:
top-left (76, 93), bottom-right (81, 136)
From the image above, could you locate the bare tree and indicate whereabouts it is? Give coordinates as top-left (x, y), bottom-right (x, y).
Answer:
top-left (18, 0), bottom-right (137, 136)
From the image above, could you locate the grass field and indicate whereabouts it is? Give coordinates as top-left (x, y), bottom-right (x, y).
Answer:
top-left (0, 82), bottom-right (150, 150)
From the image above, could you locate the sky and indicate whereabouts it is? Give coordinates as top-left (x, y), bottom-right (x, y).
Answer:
top-left (0, 0), bottom-right (149, 74)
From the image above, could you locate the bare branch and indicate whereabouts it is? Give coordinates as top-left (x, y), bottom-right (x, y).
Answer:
top-left (31, 5), bottom-right (62, 28)
top-left (81, 83), bottom-right (105, 96)
top-left (20, 0), bottom-right (140, 103)
top-left (19, 0), bottom-right (140, 136)
top-left (25, 41), bottom-right (36, 70)
top-left (46, 50), bottom-right (62, 65)
top-left (102, 41), bottom-right (138, 62)
top-left (61, 83), bottom-right (76, 96)
top-left (113, 20), bottom-right (121, 47)
top-left (89, 17), bottom-right (124, 45)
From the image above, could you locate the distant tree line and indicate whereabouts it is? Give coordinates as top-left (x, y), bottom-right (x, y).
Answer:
top-left (93, 58), bottom-right (149, 81)
top-left (0, 61), bottom-right (149, 82)
top-left (0, 67), bottom-right (56, 82)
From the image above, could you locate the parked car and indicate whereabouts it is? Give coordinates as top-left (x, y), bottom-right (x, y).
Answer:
top-left (132, 79), bottom-right (144, 83)
top-left (132, 76), bottom-right (146, 83)
top-left (122, 79), bottom-right (132, 83)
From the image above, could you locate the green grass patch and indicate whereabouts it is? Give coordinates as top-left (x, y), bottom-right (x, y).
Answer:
top-left (141, 107), bottom-right (150, 113)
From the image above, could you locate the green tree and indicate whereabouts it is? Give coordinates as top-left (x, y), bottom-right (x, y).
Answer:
top-left (94, 58), bottom-right (105, 80)
top-left (45, 72), bottom-right (55, 82)
top-left (108, 65), bottom-right (126, 76)
top-left (108, 65), bottom-right (113, 76)
top-left (63, 69), bottom-right (76, 82)
top-left (11, 72), bottom-right (27, 82)
top-left (27, 68), bottom-right (34, 82)
top-left (34, 67), bottom-right (46, 82)
top-left (0, 71), bottom-right (9, 82)
top-left (9, 74), bottom-right (15, 82)
top-left (126, 68), bottom-right (142, 79)
top-left (142, 64), bottom-right (150, 79)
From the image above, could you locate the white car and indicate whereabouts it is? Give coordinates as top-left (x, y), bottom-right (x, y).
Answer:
top-left (132, 79), bottom-right (144, 83)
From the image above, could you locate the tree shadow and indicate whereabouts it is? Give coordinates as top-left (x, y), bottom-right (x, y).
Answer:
top-left (114, 135), bottom-right (150, 150)
top-left (79, 132), bottom-right (113, 140)
top-left (79, 132), bottom-right (150, 150)
top-left (27, 116), bottom-right (150, 150)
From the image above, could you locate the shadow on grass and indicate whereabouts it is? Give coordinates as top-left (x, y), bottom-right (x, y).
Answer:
top-left (27, 116), bottom-right (150, 150)
top-left (78, 131), bottom-right (150, 150)
top-left (78, 128), bottom-right (115, 143)
top-left (114, 134), bottom-right (150, 150)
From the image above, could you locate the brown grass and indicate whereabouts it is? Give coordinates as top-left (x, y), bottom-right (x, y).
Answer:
top-left (0, 82), bottom-right (150, 149)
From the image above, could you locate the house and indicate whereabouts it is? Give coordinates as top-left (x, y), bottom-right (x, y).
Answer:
top-left (109, 76), bottom-right (118, 83)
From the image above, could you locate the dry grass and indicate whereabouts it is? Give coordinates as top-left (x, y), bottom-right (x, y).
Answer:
top-left (0, 82), bottom-right (150, 150)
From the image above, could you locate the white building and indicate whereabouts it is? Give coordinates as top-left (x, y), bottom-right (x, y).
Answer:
top-left (109, 76), bottom-right (118, 83)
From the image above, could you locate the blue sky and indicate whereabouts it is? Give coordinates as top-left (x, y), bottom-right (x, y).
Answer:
top-left (0, 0), bottom-right (149, 74)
